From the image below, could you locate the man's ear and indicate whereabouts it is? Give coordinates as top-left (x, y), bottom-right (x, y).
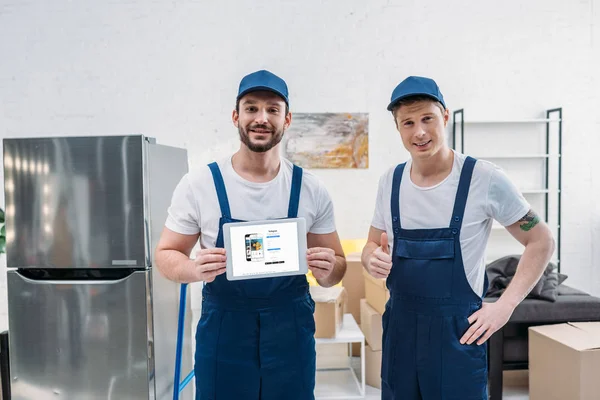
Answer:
top-left (443, 108), bottom-right (450, 127)
top-left (284, 111), bottom-right (292, 130)
top-left (232, 109), bottom-right (239, 128)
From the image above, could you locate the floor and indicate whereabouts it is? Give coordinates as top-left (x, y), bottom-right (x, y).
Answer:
top-left (496, 370), bottom-right (530, 400)
top-left (365, 372), bottom-right (529, 400)
top-left (361, 380), bottom-right (529, 400)
top-left (317, 359), bottom-right (530, 399)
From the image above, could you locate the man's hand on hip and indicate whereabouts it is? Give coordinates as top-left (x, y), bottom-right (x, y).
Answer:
top-left (460, 301), bottom-right (515, 345)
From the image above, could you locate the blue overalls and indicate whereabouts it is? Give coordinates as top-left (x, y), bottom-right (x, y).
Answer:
top-left (382, 157), bottom-right (489, 400)
top-left (194, 162), bottom-right (316, 400)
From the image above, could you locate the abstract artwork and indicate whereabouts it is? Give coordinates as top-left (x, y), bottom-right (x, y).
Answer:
top-left (283, 113), bottom-right (368, 169)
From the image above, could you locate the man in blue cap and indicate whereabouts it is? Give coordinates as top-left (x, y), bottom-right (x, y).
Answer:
top-left (361, 76), bottom-right (555, 399)
top-left (156, 70), bottom-right (347, 399)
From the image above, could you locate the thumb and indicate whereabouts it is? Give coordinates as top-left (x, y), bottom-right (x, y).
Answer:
top-left (381, 232), bottom-right (390, 255)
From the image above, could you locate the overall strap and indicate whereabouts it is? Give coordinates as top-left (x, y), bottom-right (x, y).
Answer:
top-left (207, 162), bottom-right (232, 219)
top-left (449, 156), bottom-right (477, 230)
top-left (287, 165), bottom-right (303, 218)
top-left (391, 163), bottom-right (406, 234)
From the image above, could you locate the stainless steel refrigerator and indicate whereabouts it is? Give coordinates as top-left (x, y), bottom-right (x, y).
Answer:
top-left (3, 135), bottom-right (193, 400)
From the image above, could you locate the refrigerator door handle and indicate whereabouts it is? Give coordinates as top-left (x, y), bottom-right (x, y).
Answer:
top-left (12, 269), bottom-right (145, 285)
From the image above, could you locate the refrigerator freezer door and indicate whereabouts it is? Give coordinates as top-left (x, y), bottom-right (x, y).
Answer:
top-left (3, 136), bottom-right (147, 269)
top-left (7, 270), bottom-right (153, 400)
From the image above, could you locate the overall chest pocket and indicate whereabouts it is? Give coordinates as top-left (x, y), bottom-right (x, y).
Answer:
top-left (394, 238), bottom-right (455, 299)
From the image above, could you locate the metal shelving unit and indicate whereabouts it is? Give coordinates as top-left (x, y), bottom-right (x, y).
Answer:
top-left (451, 108), bottom-right (563, 271)
top-left (314, 314), bottom-right (365, 399)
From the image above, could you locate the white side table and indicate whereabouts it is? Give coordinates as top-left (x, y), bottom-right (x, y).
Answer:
top-left (314, 314), bottom-right (365, 399)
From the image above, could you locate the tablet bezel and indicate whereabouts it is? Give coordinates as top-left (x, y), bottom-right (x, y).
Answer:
top-left (223, 217), bottom-right (308, 281)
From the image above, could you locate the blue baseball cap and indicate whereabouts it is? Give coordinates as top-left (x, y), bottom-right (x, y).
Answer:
top-left (237, 70), bottom-right (289, 105)
top-left (387, 76), bottom-right (446, 111)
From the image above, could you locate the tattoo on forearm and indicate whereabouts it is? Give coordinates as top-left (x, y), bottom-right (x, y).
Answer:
top-left (518, 210), bottom-right (540, 232)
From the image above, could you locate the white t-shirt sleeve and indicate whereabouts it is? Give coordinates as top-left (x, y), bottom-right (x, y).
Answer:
top-left (309, 183), bottom-right (337, 234)
top-left (165, 174), bottom-right (201, 235)
top-left (486, 168), bottom-right (531, 226)
top-left (371, 172), bottom-right (388, 231)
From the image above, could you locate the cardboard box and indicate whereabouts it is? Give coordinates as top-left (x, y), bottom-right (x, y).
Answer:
top-left (365, 344), bottom-right (382, 389)
top-left (350, 342), bottom-right (361, 357)
top-left (362, 269), bottom-right (390, 315)
top-left (360, 298), bottom-right (383, 351)
top-left (316, 343), bottom-right (349, 369)
top-left (310, 286), bottom-right (347, 338)
top-left (342, 252), bottom-right (366, 319)
top-left (529, 322), bottom-right (600, 400)
top-left (343, 252), bottom-right (365, 356)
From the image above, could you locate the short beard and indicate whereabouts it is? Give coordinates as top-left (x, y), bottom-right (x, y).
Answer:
top-left (239, 124), bottom-right (284, 153)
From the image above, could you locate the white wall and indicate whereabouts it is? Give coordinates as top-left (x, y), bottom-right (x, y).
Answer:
top-left (0, 0), bottom-right (599, 330)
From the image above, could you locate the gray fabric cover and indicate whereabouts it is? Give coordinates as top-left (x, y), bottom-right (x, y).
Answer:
top-left (485, 285), bottom-right (600, 323)
top-left (485, 255), bottom-right (568, 302)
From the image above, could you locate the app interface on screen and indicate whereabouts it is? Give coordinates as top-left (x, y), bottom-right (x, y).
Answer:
top-left (245, 234), bottom-right (264, 261)
top-left (230, 221), bottom-right (300, 277)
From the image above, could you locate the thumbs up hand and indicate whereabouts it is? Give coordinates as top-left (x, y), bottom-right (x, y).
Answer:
top-left (380, 232), bottom-right (390, 255)
top-left (367, 232), bottom-right (393, 279)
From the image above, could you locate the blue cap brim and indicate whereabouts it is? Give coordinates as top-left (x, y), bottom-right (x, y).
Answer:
top-left (237, 86), bottom-right (289, 105)
top-left (387, 93), bottom-right (446, 111)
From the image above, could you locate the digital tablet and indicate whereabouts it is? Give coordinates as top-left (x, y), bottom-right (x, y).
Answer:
top-left (222, 218), bottom-right (308, 281)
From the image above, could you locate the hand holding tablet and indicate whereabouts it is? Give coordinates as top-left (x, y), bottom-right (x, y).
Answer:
top-left (306, 247), bottom-right (336, 280)
top-left (223, 218), bottom-right (309, 281)
top-left (194, 248), bottom-right (227, 282)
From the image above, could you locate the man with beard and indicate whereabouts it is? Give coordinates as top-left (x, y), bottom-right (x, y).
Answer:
top-left (155, 70), bottom-right (346, 400)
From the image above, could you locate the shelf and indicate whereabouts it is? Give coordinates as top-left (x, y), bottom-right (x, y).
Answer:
top-left (454, 107), bottom-right (562, 272)
top-left (456, 119), bottom-right (561, 124)
top-left (521, 189), bottom-right (561, 194)
top-left (315, 314), bottom-right (365, 399)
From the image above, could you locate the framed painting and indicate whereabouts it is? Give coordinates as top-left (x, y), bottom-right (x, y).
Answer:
top-left (283, 113), bottom-right (368, 169)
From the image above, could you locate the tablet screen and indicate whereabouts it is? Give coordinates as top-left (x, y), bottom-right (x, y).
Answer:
top-left (228, 221), bottom-right (301, 278)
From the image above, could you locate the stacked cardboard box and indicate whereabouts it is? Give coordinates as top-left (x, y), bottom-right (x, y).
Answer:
top-left (315, 342), bottom-right (348, 369)
top-left (361, 268), bottom-right (390, 389)
top-left (311, 286), bottom-right (348, 368)
top-left (342, 252), bottom-right (365, 356)
top-left (365, 345), bottom-right (382, 389)
top-left (310, 286), bottom-right (347, 338)
top-left (313, 249), bottom-right (390, 390)
top-left (360, 299), bottom-right (382, 350)
top-left (362, 269), bottom-right (389, 315)
top-left (343, 253), bottom-right (365, 320)
top-left (529, 322), bottom-right (600, 400)
top-left (337, 254), bottom-right (391, 390)
top-left (361, 298), bottom-right (383, 389)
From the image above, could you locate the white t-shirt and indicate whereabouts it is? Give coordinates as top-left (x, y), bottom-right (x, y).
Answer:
top-left (165, 156), bottom-right (337, 249)
top-left (371, 151), bottom-right (530, 297)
